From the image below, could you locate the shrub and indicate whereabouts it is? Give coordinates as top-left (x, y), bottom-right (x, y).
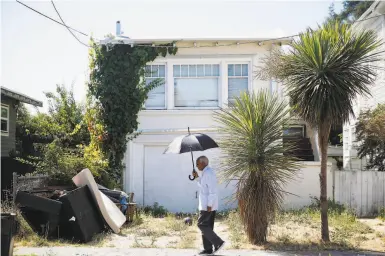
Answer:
top-left (142, 202), bottom-right (168, 217)
top-left (356, 104), bottom-right (385, 171)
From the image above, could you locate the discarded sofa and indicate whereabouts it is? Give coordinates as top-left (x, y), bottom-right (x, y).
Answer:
top-left (15, 185), bottom-right (105, 242)
top-left (14, 169), bottom-right (128, 242)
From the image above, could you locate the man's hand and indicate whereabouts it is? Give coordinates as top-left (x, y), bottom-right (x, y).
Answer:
top-left (207, 206), bottom-right (212, 212)
top-left (192, 170), bottom-right (199, 178)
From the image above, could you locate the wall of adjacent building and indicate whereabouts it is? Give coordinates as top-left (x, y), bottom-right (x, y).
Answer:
top-left (343, 2), bottom-right (385, 169)
top-left (1, 96), bottom-right (17, 157)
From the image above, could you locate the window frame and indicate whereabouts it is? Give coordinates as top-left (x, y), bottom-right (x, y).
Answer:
top-left (1, 104), bottom-right (9, 136)
top-left (141, 57), bottom-right (253, 112)
top-left (172, 62), bottom-right (222, 110)
top-left (144, 64), bottom-right (167, 110)
top-left (226, 61), bottom-right (251, 104)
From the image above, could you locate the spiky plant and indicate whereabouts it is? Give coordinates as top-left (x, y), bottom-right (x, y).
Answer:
top-left (257, 20), bottom-right (382, 241)
top-left (214, 91), bottom-right (300, 244)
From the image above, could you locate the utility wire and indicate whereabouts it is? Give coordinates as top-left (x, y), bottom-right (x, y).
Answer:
top-left (134, 13), bottom-right (385, 49)
top-left (16, 0), bottom-right (385, 49)
top-left (16, 0), bottom-right (88, 37)
top-left (50, 0), bottom-right (90, 47)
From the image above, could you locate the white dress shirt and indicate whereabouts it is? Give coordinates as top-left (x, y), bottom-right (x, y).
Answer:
top-left (197, 166), bottom-right (219, 211)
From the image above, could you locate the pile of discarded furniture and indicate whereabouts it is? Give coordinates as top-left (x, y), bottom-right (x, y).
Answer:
top-left (14, 169), bottom-right (136, 243)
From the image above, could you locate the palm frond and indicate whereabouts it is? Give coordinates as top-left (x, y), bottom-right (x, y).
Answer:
top-left (258, 20), bottom-right (383, 127)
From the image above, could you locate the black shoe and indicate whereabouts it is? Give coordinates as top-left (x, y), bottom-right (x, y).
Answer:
top-left (198, 249), bottom-right (213, 255)
top-left (213, 241), bottom-right (225, 254)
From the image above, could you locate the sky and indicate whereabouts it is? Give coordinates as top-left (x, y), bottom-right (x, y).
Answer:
top-left (1, 0), bottom-right (342, 113)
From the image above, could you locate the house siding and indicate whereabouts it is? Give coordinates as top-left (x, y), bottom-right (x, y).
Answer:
top-left (344, 3), bottom-right (385, 169)
top-left (1, 96), bottom-right (17, 157)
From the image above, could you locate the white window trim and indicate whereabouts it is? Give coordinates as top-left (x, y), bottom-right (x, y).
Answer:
top-left (225, 61), bottom-right (252, 105)
top-left (142, 57), bottom-right (253, 111)
top-left (1, 104), bottom-right (9, 137)
top-left (144, 64), bottom-right (167, 110)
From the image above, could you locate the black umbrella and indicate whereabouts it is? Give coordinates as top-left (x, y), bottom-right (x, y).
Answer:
top-left (163, 127), bottom-right (219, 181)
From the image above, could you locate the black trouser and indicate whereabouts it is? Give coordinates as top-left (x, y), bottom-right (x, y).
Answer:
top-left (198, 210), bottom-right (223, 251)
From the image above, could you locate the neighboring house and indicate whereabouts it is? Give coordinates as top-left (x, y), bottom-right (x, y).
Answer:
top-left (102, 26), bottom-right (332, 212)
top-left (1, 86), bottom-right (43, 197)
top-left (343, 1), bottom-right (385, 170)
top-left (1, 86), bottom-right (43, 157)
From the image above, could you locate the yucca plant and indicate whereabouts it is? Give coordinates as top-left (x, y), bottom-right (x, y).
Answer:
top-left (257, 20), bottom-right (382, 241)
top-left (214, 91), bottom-right (300, 244)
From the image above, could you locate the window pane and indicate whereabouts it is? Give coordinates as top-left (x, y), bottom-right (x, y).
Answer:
top-left (212, 64), bottom-right (220, 76)
top-left (197, 65), bottom-right (204, 76)
top-left (1, 107), bottom-right (7, 118)
top-left (234, 64), bottom-right (242, 76)
top-left (283, 127), bottom-right (303, 137)
top-left (228, 64), bottom-right (234, 76)
top-left (204, 65), bottom-right (212, 76)
top-left (181, 65), bottom-right (189, 77)
top-left (145, 78), bottom-right (165, 108)
top-left (173, 65), bottom-right (180, 77)
top-left (152, 65), bottom-right (159, 77)
top-left (159, 65), bottom-right (165, 77)
top-left (189, 65), bottom-right (197, 77)
top-left (242, 64), bottom-right (248, 76)
top-left (145, 65), bottom-right (151, 77)
top-left (228, 78), bottom-right (248, 100)
top-left (1, 120), bottom-right (7, 132)
top-left (174, 78), bottom-right (218, 107)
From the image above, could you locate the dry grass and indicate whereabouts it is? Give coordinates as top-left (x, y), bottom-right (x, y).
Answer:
top-left (119, 213), bottom-right (198, 248)
top-left (12, 198), bottom-right (383, 253)
top-left (224, 208), bottom-right (385, 252)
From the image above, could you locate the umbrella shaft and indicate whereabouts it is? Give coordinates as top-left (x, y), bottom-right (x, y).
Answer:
top-left (190, 149), bottom-right (195, 170)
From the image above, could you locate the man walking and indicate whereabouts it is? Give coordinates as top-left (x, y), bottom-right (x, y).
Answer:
top-left (193, 156), bottom-right (225, 255)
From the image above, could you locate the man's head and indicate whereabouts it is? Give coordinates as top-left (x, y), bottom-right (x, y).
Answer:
top-left (196, 156), bottom-right (209, 171)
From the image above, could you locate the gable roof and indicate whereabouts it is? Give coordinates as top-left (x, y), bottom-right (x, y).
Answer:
top-left (1, 86), bottom-right (43, 107)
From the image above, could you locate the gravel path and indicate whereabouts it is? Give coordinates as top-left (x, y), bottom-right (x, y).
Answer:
top-left (13, 247), bottom-right (385, 256)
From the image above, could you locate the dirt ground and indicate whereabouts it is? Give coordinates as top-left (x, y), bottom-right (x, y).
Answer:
top-left (14, 212), bottom-right (385, 254)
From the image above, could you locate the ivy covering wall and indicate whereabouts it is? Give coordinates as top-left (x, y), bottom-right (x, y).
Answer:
top-left (87, 39), bottom-right (177, 184)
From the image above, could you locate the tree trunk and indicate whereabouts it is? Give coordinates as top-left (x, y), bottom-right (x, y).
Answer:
top-left (318, 124), bottom-right (331, 242)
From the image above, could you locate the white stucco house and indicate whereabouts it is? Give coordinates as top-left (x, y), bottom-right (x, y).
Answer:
top-left (100, 23), bottom-right (335, 213)
top-left (343, 0), bottom-right (385, 170)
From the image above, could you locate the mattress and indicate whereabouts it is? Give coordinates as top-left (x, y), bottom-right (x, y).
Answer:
top-left (72, 169), bottom-right (125, 233)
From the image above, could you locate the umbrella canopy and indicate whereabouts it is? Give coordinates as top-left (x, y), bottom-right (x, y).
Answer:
top-left (163, 133), bottom-right (218, 154)
top-left (163, 127), bottom-right (219, 181)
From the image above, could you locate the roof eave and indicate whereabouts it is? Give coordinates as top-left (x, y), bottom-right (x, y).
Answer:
top-left (98, 37), bottom-right (293, 46)
top-left (1, 87), bottom-right (43, 107)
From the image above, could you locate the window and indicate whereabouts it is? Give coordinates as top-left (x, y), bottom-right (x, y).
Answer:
top-left (145, 65), bottom-right (166, 108)
top-left (173, 64), bottom-right (220, 107)
top-left (283, 126), bottom-right (304, 137)
top-left (228, 64), bottom-right (249, 102)
top-left (1, 105), bottom-right (9, 136)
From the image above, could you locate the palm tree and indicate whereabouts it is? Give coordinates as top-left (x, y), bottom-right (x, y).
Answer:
top-left (257, 21), bottom-right (382, 241)
top-left (214, 91), bottom-right (300, 244)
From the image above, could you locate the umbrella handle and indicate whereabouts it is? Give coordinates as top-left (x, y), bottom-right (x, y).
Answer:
top-left (189, 168), bottom-right (196, 181)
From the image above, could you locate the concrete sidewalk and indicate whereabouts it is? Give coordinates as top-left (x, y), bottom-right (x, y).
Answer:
top-left (13, 247), bottom-right (385, 256)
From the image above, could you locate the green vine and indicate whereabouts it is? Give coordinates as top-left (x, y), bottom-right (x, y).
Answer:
top-left (87, 39), bottom-right (177, 183)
